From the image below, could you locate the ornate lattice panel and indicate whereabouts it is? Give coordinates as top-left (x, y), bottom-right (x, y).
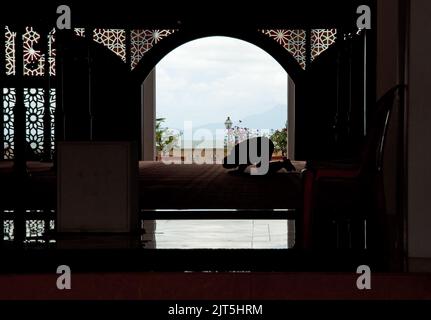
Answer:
top-left (3, 220), bottom-right (14, 241)
top-left (261, 29), bottom-right (307, 70)
top-left (74, 28), bottom-right (85, 37)
top-left (3, 87), bottom-right (55, 158)
top-left (48, 28), bottom-right (56, 76)
top-left (130, 29), bottom-right (176, 69)
top-left (24, 88), bottom-right (45, 155)
top-left (49, 88), bottom-right (56, 151)
top-left (3, 88), bottom-right (16, 159)
top-left (26, 220), bottom-right (45, 238)
top-left (310, 29), bottom-right (337, 61)
top-left (23, 26), bottom-right (45, 76)
top-left (5, 26), bottom-right (16, 76)
top-left (93, 29), bottom-right (126, 62)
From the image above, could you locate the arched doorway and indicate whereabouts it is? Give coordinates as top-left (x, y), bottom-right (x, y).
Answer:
top-left (139, 35), bottom-right (297, 161)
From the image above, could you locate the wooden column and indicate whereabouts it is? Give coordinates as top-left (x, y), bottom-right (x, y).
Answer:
top-left (142, 68), bottom-right (156, 161)
top-left (13, 27), bottom-right (26, 243)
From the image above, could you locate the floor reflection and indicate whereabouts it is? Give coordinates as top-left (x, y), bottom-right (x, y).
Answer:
top-left (142, 220), bottom-right (295, 249)
top-left (2, 210), bottom-right (295, 249)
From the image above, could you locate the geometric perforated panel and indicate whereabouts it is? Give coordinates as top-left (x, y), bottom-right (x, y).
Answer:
top-left (130, 29), bottom-right (176, 69)
top-left (74, 28), bottom-right (85, 37)
top-left (3, 220), bottom-right (14, 241)
top-left (49, 88), bottom-right (56, 151)
top-left (2, 88), bottom-right (16, 159)
top-left (24, 88), bottom-right (45, 155)
top-left (93, 29), bottom-right (127, 62)
top-left (310, 29), bottom-right (337, 61)
top-left (26, 220), bottom-right (45, 238)
top-left (23, 26), bottom-right (45, 76)
top-left (48, 28), bottom-right (56, 76)
top-left (5, 26), bottom-right (16, 76)
top-left (3, 86), bottom-right (56, 159)
top-left (261, 29), bottom-right (307, 70)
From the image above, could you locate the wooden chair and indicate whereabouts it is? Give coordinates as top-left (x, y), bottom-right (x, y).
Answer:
top-left (304, 85), bottom-right (406, 250)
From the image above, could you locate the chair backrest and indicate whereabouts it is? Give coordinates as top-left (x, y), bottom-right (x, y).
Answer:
top-left (361, 84), bottom-right (406, 174)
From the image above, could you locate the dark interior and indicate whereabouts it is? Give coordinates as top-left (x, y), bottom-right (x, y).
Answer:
top-left (0, 0), bottom-right (423, 289)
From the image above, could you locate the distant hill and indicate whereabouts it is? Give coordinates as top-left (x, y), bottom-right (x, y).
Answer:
top-left (195, 104), bottom-right (288, 132)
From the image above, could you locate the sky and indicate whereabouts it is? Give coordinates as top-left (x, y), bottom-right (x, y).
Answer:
top-left (156, 36), bottom-right (288, 133)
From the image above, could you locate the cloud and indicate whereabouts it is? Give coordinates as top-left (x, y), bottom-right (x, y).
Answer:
top-left (156, 36), bottom-right (288, 131)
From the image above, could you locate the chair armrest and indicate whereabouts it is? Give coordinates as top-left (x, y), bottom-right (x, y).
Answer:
top-left (306, 158), bottom-right (360, 169)
top-left (305, 159), bottom-right (362, 180)
top-left (314, 167), bottom-right (362, 180)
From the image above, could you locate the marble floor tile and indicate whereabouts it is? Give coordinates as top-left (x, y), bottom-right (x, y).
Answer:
top-left (252, 242), bottom-right (288, 249)
top-left (154, 241), bottom-right (253, 249)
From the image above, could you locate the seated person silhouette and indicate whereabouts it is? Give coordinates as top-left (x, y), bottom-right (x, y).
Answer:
top-left (223, 136), bottom-right (295, 175)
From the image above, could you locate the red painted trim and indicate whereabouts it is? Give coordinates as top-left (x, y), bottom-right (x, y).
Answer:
top-left (0, 273), bottom-right (429, 300)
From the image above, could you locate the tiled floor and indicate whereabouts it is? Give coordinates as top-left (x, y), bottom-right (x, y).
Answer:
top-left (142, 220), bottom-right (295, 249)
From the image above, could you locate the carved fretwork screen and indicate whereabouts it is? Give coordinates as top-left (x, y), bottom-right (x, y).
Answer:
top-left (261, 29), bottom-right (338, 69)
top-left (1, 25), bottom-right (337, 161)
top-left (310, 29), bottom-right (337, 62)
top-left (2, 26), bottom-right (57, 160)
top-left (1, 26), bottom-right (179, 161)
top-left (130, 29), bottom-right (176, 69)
